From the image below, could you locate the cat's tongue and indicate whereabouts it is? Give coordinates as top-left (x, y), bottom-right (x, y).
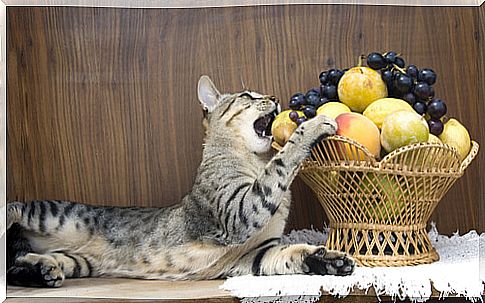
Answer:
top-left (254, 114), bottom-right (274, 138)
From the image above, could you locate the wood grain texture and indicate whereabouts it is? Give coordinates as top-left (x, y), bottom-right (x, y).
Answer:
top-left (7, 5), bottom-right (482, 235)
top-left (5, 277), bottom-right (465, 302)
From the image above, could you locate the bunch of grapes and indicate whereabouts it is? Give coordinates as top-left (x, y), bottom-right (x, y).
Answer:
top-left (366, 51), bottom-right (447, 136)
top-left (288, 68), bottom-right (346, 125)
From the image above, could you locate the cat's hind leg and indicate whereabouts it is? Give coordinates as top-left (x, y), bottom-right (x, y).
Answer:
top-left (7, 252), bottom-right (93, 287)
top-left (7, 201), bottom-right (25, 230)
top-left (8, 253), bottom-right (65, 287)
top-left (231, 242), bottom-right (355, 277)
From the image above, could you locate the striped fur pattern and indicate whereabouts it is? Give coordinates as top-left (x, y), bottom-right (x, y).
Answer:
top-left (6, 76), bottom-right (354, 287)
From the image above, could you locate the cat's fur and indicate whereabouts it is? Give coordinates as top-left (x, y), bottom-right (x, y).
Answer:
top-left (6, 76), bottom-right (354, 288)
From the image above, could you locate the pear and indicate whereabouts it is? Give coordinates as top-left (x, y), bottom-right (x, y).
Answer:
top-left (316, 102), bottom-right (351, 119)
top-left (427, 134), bottom-right (442, 144)
top-left (439, 118), bottom-right (471, 161)
top-left (363, 98), bottom-right (414, 129)
top-left (359, 174), bottom-right (404, 221)
top-left (380, 111), bottom-right (429, 153)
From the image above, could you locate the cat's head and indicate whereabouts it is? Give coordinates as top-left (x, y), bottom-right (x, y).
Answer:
top-left (198, 75), bottom-right (281, 154)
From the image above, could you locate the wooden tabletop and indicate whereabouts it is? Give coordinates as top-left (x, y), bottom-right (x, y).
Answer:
top-left (7, 278), bottom-right (232, 301)
top-left (6, 277), bottom-right (471, 303)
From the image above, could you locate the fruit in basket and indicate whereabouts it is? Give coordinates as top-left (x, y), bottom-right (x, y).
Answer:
top-left (427, 99), bottom-right (447, 120)
top-left (380, 111), bottom-right (429, 153)
top-left (439, 118), bottom-right (471, 161)
top-left (360, 174), bottom-right (404, 221)
top-left (316, 102), bottom-right (351, 119)
top-left (363, 98), bottom-right (414, 129)
top-left (337, 67), bottom-right (388, 112)
top-left (428, 134), bottom-right (442, 144)
top-left (271, 110), bottom-right (302, 146)
top-left (366, 52), bottom-right (387, 70)
top-left (427, 118), bottom-right (444, 136)
top-left (335, 112), bottom-right (381, 160)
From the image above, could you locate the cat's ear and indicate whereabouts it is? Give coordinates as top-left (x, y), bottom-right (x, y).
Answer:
top-left (198, 75), bottom-right (221, 113)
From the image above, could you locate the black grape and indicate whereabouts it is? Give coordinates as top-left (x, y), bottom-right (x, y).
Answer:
top-left (367, 52), bottom-right (387, 70)
top-left (289, 93), bottom-right (305, 110)
top-left (296, 116), bottom-right (307, 125)
top-left (387, 85), bottom-right (399, 98)
top-left (427, 118), bottom-right (444, 136)
top-left (303, 106), bottom-right (317, 118)
top-left (406, 65), bottom-right (419, 79)
top-left (305, 92), bottom-right (321, 107)
top-left (381, 69), bottom-right (394, 85)
top-left (318, 97), bottom-right (329, 107)
top-left (403, 92), bottom-right (416, 105)
top-left (319, 71), bottom-right (328, 84)
top-left (395, 57), bottom-right (405, 68)
top-left (394, 73), bottom-right (413, 94)
top-left (413, 101), bottom-right (427, 115)
top-left (413, 82), bottom-right (433, 100)
top-left (290, 92), bottom-right (305, 103)
top-left (327, 69), bottom-right (342, 85)
top-left (336, 70), bottom-right (345, 83)
top-left (418, 68), bottom-right (437, 85)
top-left (289, 99), bottom-right (301, 110)
top-left (427, 99), bottom-right (447, 119)
top-left (289, 111), bottom-right (299, 122)
top-left (322, 84), bottom-right (338, 99)
top-left (384, 51), bottom-right (398, 64)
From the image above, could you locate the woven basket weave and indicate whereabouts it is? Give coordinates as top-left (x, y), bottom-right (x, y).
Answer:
top-left (275, 136), bottom-right (479, 267)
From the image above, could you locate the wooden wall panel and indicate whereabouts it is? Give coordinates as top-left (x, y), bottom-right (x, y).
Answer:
top-left (7, 5), bottom-right (482, 234)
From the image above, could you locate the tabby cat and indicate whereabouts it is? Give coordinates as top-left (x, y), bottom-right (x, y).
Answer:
top-left (7, 76), bottom-right (354, 288)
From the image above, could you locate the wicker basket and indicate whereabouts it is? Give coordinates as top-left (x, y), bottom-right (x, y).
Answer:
top-left (275, 136), bottom-right (479, 267)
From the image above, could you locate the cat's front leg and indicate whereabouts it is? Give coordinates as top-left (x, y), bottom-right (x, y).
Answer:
top-left (226, 115), bottom-right (337, 243)
top-left (230, 242), bottom-right (355, 276)
top-left (275, 114), bottom-right (338, 172)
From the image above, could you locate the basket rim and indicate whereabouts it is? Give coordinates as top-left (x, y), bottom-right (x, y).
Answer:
top-left (272, 137), bottom-right (479, 174)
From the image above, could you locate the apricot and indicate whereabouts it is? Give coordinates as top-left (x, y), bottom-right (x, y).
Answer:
top-left (335, 112), bottom-right (381, 160)
top-left (271, 110), bottom-right (302, 146)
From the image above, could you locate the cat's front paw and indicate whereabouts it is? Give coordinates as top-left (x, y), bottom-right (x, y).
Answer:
top-left (308, 114), bottom-right (338, 138)
top-left (303, 247), bottom-right (355, 276)
top-left (294, 115), bottom-right (337, 149)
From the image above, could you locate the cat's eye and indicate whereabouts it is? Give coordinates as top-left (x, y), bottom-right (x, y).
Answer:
top-left (239, 93), bottom-right (254, 100)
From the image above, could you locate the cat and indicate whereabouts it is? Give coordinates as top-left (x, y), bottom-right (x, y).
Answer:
top-left (6, 75), bottom-right (354, 288)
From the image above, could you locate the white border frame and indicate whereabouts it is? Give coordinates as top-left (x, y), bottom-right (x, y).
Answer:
top-left (2, 0), bottom-right (485, 7)
top-left (1, 1), bottom-right (483, 302)
top-left (1, 0), bottom-right (6, 301)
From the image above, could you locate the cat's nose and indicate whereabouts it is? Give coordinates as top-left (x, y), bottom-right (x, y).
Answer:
top-left (268, 96), bottom-right (279, 103)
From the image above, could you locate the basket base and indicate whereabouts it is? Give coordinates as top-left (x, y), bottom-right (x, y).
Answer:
top-left (353, 249), bottom-right (439, 267)
top-left (326, 225), bottom-right (440, 267)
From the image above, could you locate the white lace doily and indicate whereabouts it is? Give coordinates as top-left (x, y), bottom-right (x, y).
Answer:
top-left (221, 224), bottom-right (484, 303)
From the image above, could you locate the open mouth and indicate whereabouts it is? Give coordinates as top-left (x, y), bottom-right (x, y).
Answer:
top-left (254, 110), bottom-right (278, 138)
